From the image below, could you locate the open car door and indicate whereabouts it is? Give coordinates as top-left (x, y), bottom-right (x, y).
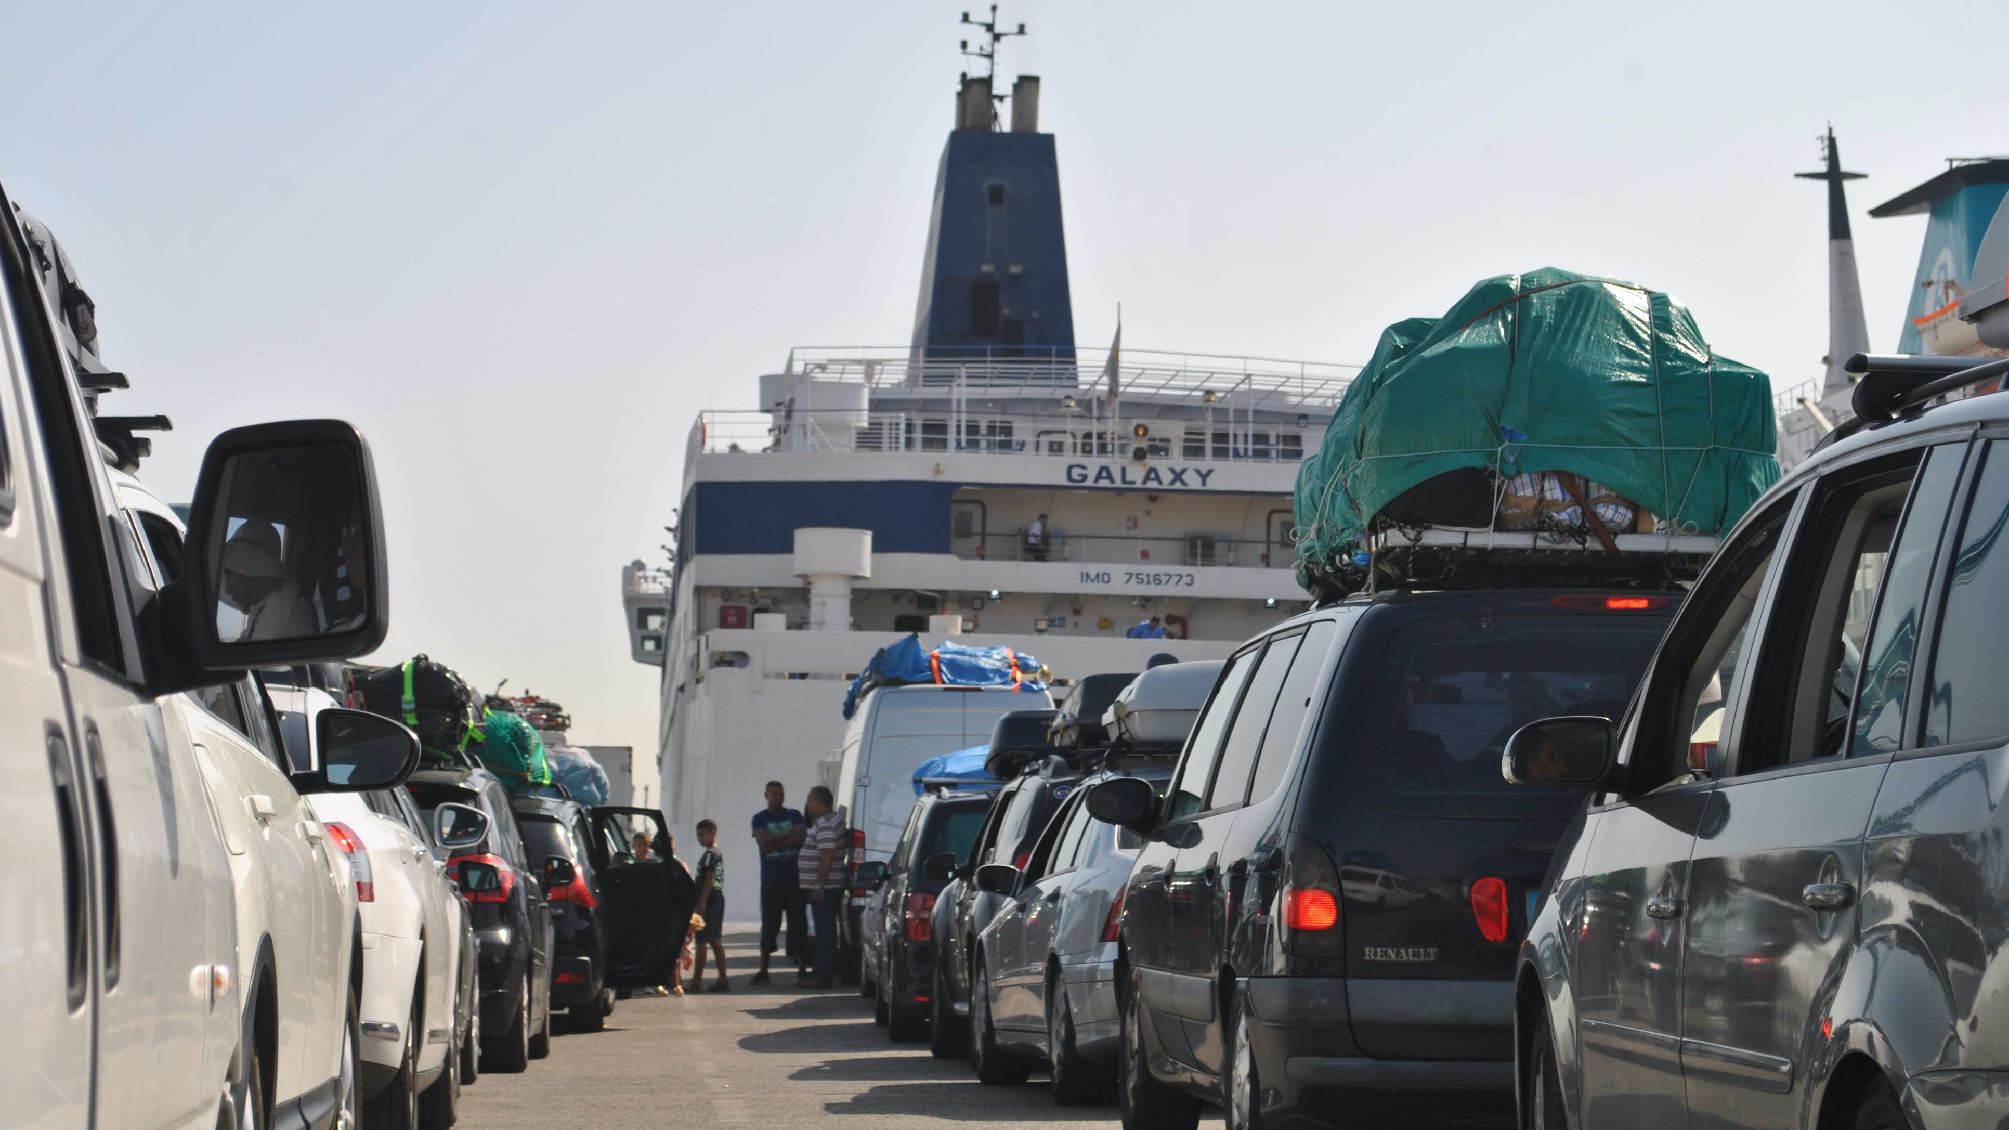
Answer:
top-left (589, 807), bottom-right (695, 990)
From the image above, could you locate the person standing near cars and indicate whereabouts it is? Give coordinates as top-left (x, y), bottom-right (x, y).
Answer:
top-left (691, 818), bottom-right (729, 992)
top-left (798, 786), bottom-right (850, 989)
top-left (750, 781), bottom-right (807, 986)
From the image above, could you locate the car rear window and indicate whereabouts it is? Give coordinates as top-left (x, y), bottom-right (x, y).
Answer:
top-left (921, 806), bottom-right (986, 864)
top-left (516, 813), bottom-right (575, 863)
top-left (405, 779), bottom-right (479, 812)
top-left (1356, 611), bottom-right (1665, 819)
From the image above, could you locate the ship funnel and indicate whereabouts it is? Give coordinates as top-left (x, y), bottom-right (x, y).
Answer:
top-left (1010, 76), bottom-right (1040, 133)
top-left (956, 75), bottom-right (993, 131)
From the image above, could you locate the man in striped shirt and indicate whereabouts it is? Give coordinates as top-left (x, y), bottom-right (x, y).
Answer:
top-left (798, 786), bottom-right (849, 989)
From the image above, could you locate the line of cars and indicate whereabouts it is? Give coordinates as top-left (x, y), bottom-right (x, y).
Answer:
top-left (0, 181), bottom-right (690, 1129)
top-left (845, 351), bottom-right (2009, 1130)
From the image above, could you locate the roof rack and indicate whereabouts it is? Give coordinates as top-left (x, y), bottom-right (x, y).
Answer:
top-left (918, 777), bottom-right (1003, 794)
top-left (1845, 352), bottom-right (2009, 425)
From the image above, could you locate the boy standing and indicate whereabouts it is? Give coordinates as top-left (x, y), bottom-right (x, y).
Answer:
top-left (691, 819), bottom-right (729, 992)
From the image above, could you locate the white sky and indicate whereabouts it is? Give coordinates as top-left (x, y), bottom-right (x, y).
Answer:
top-left (4, 1), bottom-right (1996, 771)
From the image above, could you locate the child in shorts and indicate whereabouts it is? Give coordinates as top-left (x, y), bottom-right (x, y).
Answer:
top-left (692, 818), bottom-right (729, 992)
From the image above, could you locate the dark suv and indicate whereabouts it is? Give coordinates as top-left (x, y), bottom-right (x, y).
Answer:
top-left (930, 753), bottom-right (1083, 1061)
top-left (1090, 587), bottom-right (1676, 1129)
top-left (1511, 354), bottom-right (2009, 1130)
top-left (858, 789), bottom-right (992, 1041)
top-left (510, 794), bottom-right (622, 1032)
top-left (406, 766), bottom-right (556, 1072)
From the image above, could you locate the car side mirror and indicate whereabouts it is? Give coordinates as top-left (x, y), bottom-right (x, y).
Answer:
top-left (922, 852), bottom-right (956, 882)
top-left (544, 856), bottom-right (577, 888)
top-left (1503, 716), bottom-right (1616, 788)
top-left (296, 708), bottom-right (420, 794)
top-left (975, 863), bottom-right (1020, 896)
top-left (433, 802), bottom-right (489, 851)
top-left (458, 858), bottom-right (503, 897)
top-left (1086, 776), bottom-right (1157, 830)
top-left (182, 420), bottom-right (390, 672)
top-left (854, 860), bottom-right (889, 889)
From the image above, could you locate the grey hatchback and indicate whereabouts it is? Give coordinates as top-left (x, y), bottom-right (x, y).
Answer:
top-left (1511, 353), bottom-right (2009, 1130)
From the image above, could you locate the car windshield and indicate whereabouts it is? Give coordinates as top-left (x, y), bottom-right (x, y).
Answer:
top-left (922, 807), bottom-right (986, 864)
top-left (516, 813), bottom-right (574, 863)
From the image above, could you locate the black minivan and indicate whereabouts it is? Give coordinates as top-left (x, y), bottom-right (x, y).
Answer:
top-left (1090, 587), bottom-right (1675, 1129)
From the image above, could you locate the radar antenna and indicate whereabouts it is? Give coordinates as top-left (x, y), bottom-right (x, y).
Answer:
top-left (959, 5), bottom-right (1026, 83)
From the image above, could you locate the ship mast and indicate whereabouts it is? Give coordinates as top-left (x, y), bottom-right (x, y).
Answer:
top-left (1796, 127), bottom-right (1871, 394)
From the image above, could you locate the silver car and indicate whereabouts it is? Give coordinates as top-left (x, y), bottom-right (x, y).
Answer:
top-left (970, 768), bottom-right (1165, 1105)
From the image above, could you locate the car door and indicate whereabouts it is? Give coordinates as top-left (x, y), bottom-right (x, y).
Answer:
top-left (954, 780), bottom-right (1019, 998)
top-left (1013, 794), bottom-right (1097, 1031)
top-left (1136, 644), bottom-right (1256, 1071)
top-left (1569, 494), bottom-right (1795, 1128)
top-left (589, 807), bottom-right (692, 989)
top-left (390, 784), bottom-right (462, 1052)
top-left (989, 790), bottom-right (1076, 1033)
top-left (1678, 442), bottom-right (1966, 1124)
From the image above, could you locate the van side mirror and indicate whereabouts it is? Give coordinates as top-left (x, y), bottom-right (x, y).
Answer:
top-left (433, 802), bottom-right (489, 851)
top-left (296, 708), bottom-right (420, 794)
top-left (1503, 716), bottom-right (1616, 788)
top-left (975, 863), bottom-right (1020, 896)
top-left (922, 852), bottom-right (957, 882)
top-left (854, 860), bottom-right (889, 889)
top-left (1086, 776), bottom-right (1157, 830)
top-left (182, 420), bottom-right (389, 672)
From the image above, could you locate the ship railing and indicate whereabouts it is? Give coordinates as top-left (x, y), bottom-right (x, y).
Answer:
top-left (1773, 377), bottom-right (1823, 419)
top-left (781, 345), bottom-right (1358, 411)
top-left (695, 408), bottom-right (1320, 463)
top-left (953, 532), bottom-right (1293, 569)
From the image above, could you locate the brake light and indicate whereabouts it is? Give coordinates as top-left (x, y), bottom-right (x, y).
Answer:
top-left (324, 822), bottom-right (373, 903)
top-left (852, 828), bottom-right (867, 853)
top-left (454, 854), bottom-right (517, 905)
top-left (1284, 888), bottom-right (1339, 931)
top-left (1014, 850), bottom-right (1030, 870)
top-left (1687, 742), bottom-right (1716, 775)
top-left (1549, 594), bottom-right (1671, 612)
top-left (1470, 876), bottom-right (1510, 943)
top-left (1101, 888), bottom-right (1125, 943)
top-left (547, 870), bottom-right (598, 909)
top-left (556, 970), bottom-right (585, 985)
top-left (903, 892), bottom-right (936, 942)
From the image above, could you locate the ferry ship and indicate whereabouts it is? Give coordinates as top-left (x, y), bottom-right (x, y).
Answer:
top-left (619, 62), bottom-right (1351, 862)
top-left (1778, 130), bottom-right (2009, 468)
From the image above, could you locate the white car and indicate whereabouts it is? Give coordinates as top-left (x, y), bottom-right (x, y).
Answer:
top-left (279, 682), bottom-right (485, 1128)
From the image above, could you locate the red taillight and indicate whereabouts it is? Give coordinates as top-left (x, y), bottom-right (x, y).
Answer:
top-left (324, 822), bottom-right (373, 903)
top-left (555, 970), bottom-right (585, 985)
top-left (903, 892), bottom-right (936, 942)
top-left (851, 828), bottom-right (867, 853)
top-left (1550, 594), bottom-right (1671, 612)
top-left (1013, 850), bottom-right (1030, 870)
top-left (1470, 876), bottom-right (1510, 943)
top-left (1688, 742), bottom-right (1716, 775)
top-left (548, 872), bottom-right (598, 909)
top-left (1101, 889), bottom-right (1125, 943)
top-left (1284, 887), bottom-right (1339, 931)
top-left (454, 854), bottom-right (517, 905)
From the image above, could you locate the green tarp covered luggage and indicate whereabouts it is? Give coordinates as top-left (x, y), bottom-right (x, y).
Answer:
top-left (473, 707), bottom-right (554, 793)
top-left (1294, 268), bottom-right (1781, 596)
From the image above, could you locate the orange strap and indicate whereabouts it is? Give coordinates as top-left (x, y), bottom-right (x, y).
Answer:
top-left (1005, 648), bottom-right (1022, 692)
top-left (929, 649), bottom-right (944, 685)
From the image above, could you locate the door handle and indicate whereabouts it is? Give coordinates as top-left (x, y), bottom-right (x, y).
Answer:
top-left (299, 820), bottom-right (326, 844)
top-left (247, 795), bottom-right (278, 823)
top-left (1645, 894), bottom-right (1684, 920)
top-left (1802, 882), bottom-right (1855, 912)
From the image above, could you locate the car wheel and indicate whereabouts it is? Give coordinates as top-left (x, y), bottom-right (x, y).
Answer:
top-left (1223, 985), bottom-right (1263, 1130)
top-left (1048, 980), bottom-right (1101, 1106)
top-left (336, 987), bottom-right (363, 1130)
top-left (527, 992), bottom-right (552, 1060)
top-left (887, 963), bottom-right (928, 1044)
top-left (458, 997), bottom-right (479, 1087)
top-left (483, 981), bottom-right (530, 1074)
top-left (874, 973), bottom-right (891, 1026)
top-left (1526, 1011), bottom-right (1567, 1130)
top-left (225, 1040), bottom-right (268, 1130)
top-left (364, 984), bottom-right (422, 1130)
top-left (971, 960), bottom-right (1031, 1086)
top-left (419, 993), bottom-right (461, 1129)
top-left (928, 963), bottom-right (968, 1059)
top-left (1119, 962), bottom-right (1199, 1130)
top-left (1852, 1082), bottom-right (1910, 1130)
top-left (571, 994), bottom-right (608, 1034)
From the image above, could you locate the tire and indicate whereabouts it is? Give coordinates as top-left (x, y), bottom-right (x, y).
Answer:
top-left (1525, 1011), bottom-right (1567, 1130)
top-left (1048, 980), bottom-right (1104, 1106)
top-left (225, 1040), bottom-right (268, 1130)
top-left (929, 962), bottom-right (968, 1059)
top-left (1851, 1082), bottom-right (1911, 1130)
top-left (419, 994), bottom-right (461, 1130)
top-left (457, 995), bottom-right (478, 1087)
top-left (570, 986), bottom-right (609, 1034)
top-left (1223, 985), bottom-right (1263, 1130)
top-left (887, 966), bottom-right (928, 1044)
top-left (971, 960), bottom-right (1031, 1086)
top-left (840, 937), bottom-right (862, 987)
top-left (527, 992), bottom-right (552, 1060)
top-left (364, 984), bottom-right (422, 1129)
top-left (1119, 962), bottom-right (1199, 1130)
top-left (338, 987), bottom-right (364, 1130)
top-left (873, 976), bottom-right (891, 1026)
top-left (482, 981), bottom-right (530, 1074)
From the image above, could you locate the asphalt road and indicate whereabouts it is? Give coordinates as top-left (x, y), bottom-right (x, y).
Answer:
top-left (457, 933), bottom-right (1215, 1129)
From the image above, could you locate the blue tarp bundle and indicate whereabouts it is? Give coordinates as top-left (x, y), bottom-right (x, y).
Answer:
top-left (911, 745), bottom-right (998, 795)
top-left (548, 746), bottom-right (610, 807)
top-left (841, 634), bottom-right (1051, 719)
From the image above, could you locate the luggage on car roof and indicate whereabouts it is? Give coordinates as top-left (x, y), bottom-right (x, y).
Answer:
top-left (353, 655), bottom-right (476, 762)
top-left (472, 706), bottom-right (555, 794)
top-left (1105, 660), bottom-right (1226, 749)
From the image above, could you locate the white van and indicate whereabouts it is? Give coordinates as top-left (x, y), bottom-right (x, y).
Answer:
top-left (835, 684), bottom-right (1055, 866)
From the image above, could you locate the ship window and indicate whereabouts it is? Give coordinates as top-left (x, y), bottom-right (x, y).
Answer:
top-left (986, 183), bottom-right (1006, 206)
top-left (1183, 430), bottom-right (1207, 459)
top-left (1251, 432), bottom-right (1277, 459)
top-left (1282, 433), bottom-right (1304, 461)
top-left (1211, 431), bottom-right (1232, 459)
top-left (919, 419), bottom-right (949, 451)
top-left (960, 420), bottom-right (1014, 452)
top-left (969, 280), bottom-right (1002, 337)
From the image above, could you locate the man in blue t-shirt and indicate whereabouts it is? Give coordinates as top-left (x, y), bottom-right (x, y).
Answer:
top-left (750, 780), bottom-right (808, 985)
